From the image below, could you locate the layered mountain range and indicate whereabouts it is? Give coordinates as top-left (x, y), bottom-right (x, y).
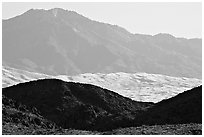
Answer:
top-left (2, 8), bottom-right (202, 135)
top-left (3, 66), bottom-right (201, 103)
top-left (3, 8), bottom-right (202, 78)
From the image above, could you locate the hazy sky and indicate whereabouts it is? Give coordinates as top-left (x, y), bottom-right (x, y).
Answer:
top-left (2, 2), bottom-right (202, 38)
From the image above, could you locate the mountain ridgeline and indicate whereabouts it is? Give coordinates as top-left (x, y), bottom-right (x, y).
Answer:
top-left (2, 65), bottom-right (201, 103)
top-left (3, 8), bottom-right (202, 78)
top-left (134, 85), bottom-right (202, 126)
top-left (2, 79), bottom-right (153, 131)
top-left (2, 79), bottom-right (202, 131)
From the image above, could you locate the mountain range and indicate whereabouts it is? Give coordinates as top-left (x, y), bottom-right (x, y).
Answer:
top-left (3, 8), bottom-right (202, 78)
top-left (2, 7), bottom-right (202, 135)
top-left (3, 65), bottom-right (201, 103)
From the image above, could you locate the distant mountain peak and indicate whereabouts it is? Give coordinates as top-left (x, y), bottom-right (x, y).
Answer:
top-left (2, 8), bottom-right (202, 78)
top-left (21, 8), bottom-right (69, 19)
top-left (51, 8), bottom-right (59, 17)
top-left (48, 8), bottom-right (69, 16)
top-left (154, 33), bottom-right (175, 38)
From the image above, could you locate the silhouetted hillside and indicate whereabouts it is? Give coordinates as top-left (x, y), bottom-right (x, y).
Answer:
top-left (3, 8), bottom-right (201, 78)
top-left (134, 85), bottom-right (202, 125)
top-left (2, 79), bottom-right (202, 134)
top-left (2, 95), bottom-right (101, 134)
top-left (2, 94), bottom-right (59, 134)
top-left (2, 79), bottom-right (153, 131)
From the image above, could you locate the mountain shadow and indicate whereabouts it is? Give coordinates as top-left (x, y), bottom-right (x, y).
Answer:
top-left (133, 85), bottom-right (202, 126)
top-left (2, 78), bottom-right (153, 131)
top-left (2, 94), bottom-right (59, 134)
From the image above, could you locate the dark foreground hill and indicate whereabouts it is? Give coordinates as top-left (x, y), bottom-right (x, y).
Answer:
top-left (134, 85), bottom-right (202, 125)
top-left (3, 94), bottom-right (58, 134)
top-left (102, 124), bottom-right (202, 135)
top-left (2, 79), bottom-right (202, 134)
top-left (2, 79), bottom-right (153, 131)
top-left (2, 95), bottom-right (100, 135)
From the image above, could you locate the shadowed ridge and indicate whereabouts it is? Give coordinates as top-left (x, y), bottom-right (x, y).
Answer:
top-left (2, 94), bottom-right (59, 134)
top-left (2, 78), bottom-right (153, 131)
top-left (134, 85), bottom-right (202, 126)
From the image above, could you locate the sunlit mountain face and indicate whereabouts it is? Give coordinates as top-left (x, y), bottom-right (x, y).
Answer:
top-left (3, 66), bottom-right (201, 103)
top-left (3, 8), bottom-right (202, 79)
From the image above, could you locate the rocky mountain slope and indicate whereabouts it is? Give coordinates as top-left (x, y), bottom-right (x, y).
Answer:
top-left (2, 79), bottom-right (202, 134)
top-left (2, 79), bottom-right (153, 131)
top-left (3, 8), bottom-right (202, 78)
top-left (3, 65), bottom-right (201, 103)
top-left (3, 95), bottom-right (201, 135)
top-left (2, 94), bottom-right (100, 135)
top-left (2, 94), bottom-right (58, 134)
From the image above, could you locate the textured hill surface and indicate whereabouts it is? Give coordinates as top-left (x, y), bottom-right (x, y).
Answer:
top-left (3, 95), bottom-right (201, 135)
top-left (3, 66), bottom-right (201, 103)
top-left (3, 8), bottom-right (202, 78)
top-left (57, 73), bottom-right (201, 102)
top-left (2, 95), bottom-right (100, 135)
top-left (102, 124), bottom-right (202, 135)
top-left (2, 95), bottom-right (58, 134)
top-left (134, 85), bottom-right (202, 125)
top-left (2, 79), bottom-right (153, 131)
top-left (2, 79), bottom-right (202, 134)
top-left (2, 66), bottom-right (50, 88)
